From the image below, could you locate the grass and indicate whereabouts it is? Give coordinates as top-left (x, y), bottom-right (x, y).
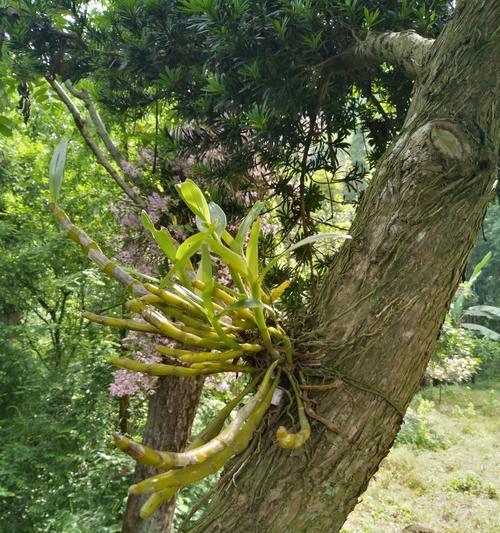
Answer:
top-left (342, 380), bottom-right (500, 533)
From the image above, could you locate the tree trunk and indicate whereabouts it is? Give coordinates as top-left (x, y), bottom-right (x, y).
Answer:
top-left (122, 376), bottom-right (204, 533)
top-left (189, 2), bottom-right (499, 531)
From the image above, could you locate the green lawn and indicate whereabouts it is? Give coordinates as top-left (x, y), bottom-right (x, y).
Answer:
top-left (342, 381), bottom-right (499, 533)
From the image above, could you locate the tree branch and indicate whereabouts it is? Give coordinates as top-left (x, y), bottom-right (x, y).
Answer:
top-left (323, 30), bottom-right (435, 79)
top-left (46, 77), bottom-right (146, 207)
top-left (64, 81), bottom-right (144, 185)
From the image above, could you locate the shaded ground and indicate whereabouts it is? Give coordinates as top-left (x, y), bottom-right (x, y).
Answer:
top-left (342, 381), bottom-right (499, 533)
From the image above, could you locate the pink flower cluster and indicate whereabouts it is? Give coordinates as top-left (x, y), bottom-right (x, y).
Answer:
top-left (147, 192), bottom-right (174, 224)
top-left (260, 214), bottom-right (280, 237)
top-left (107, 193), bottom-right (181, 397)
top-left (108, 331), bottom-right (176, 397)
top-left (108, 369), bottom-right (157, 397)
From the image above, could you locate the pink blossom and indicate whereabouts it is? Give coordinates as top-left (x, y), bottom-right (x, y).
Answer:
top-left (109, 331), bottom-right (175, 397)
top-left (147, 192), bottom-right (174, 224)
top-left (108, 369), bottom-right (157, 397)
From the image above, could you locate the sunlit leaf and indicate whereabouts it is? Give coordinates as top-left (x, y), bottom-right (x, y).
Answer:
top-left (462, 323), bottom-right (500, 340)
top-left (196, 202), bottom-right (227, 236)
top-left (233, 201), bottom-right (265, 254)
top-left (141, 211), bottom-right (178, 261)
top-left (207, 237), bottom-right (249, 277)
top-left (49, 138), bottom-right (70, 202)
top-left (175, 231), bottom-right (208, 261)
top-left (246, 219), bottom-right (260, 281)
top-left (199, 243), bottom-right (215, 305)
top-left (176, 179), bottom-right (210, 221)
top-left (161, 232), bottom-right (208, 285)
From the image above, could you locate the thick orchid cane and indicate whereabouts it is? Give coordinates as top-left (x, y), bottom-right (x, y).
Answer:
top-left (48, 144), bottom-right (350, 518)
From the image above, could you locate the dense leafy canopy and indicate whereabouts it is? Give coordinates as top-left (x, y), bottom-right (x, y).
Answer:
top-left (1, 0), bottom-right (452, 219)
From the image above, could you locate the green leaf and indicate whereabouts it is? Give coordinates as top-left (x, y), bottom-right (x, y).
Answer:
top-left (161, 232), bottom-right (208, 286)
top-left (196, 202), bottom-right (227, 236)
top-left (260, 232), bottom-right (351, 279)
top-left (49, 138), bottom-right (70, 202)
top-left (233, 201), bottom-right (265, 254)
top-left (199, 243), bottom-right (215, 304)
top-left (176, 232), bottom-right (208, 262)
top-left (207, 237), bottom-right (249, 277)
top-left (141, 211), bottom-right (178, 261)
top-left (176, 179), bottom-right (210, 221)
top-left (172, 283), bottom-right (206, 314)
top-left (469, 252), bottom-right (492, 284)
top-left (199, 244), bottom-right (212, 284)
top-left (462, 323), bottom-right (500, 340)
top-left (465, 305), bottom-right (500, 320)
top-left (217, 298), bottom-right (266, 318)
top-left (246, 219), bottom-right (260, 281)
top-left (208, 202), bottom-right (227, 235)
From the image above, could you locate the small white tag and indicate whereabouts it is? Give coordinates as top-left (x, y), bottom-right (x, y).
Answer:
top-left (271, 387), bottom-right (284, 406)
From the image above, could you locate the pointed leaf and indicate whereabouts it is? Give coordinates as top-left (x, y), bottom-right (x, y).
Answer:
top-left (199, 243), bottom-right (215, 304)
top-left (208, 202), bottom-right (227, 236)
top-left (469, 252), bottom-right (492, 284)
top-left (49, 138), bottom-right (70, 202)
top-left (175, 232), bottom-right (208, 261)
top-left (196, 202), bottom-right (227, 237)
top-left (246, 219), bottom-right (261, 281)
top-left (207, 237), bottom-right (249, 277)
top-left (233, 201), bottom-right (265, 253)
top-left (462, 323), bottom-right (500, 340)
top-left (465, 305), bottom-right (500, 320)
top-left (176, 179), bottom-right (210, 221)
top-left (161, 232), bottom-right (208, 285)
top-left (141, 211), bottom-right (178, 261)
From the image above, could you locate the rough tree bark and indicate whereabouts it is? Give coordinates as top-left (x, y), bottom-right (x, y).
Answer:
top-left (188, 2), bottom-right (499, 531)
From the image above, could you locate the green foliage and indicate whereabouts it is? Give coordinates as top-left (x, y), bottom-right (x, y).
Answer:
top-left (48, 169), bottom-right (344, 517)
top-left (0, 1), bottom-right (497, 530)
top-left (428, 248), bottom-right (500, 384)
top-left (449, 252), bottom-right (492, 325)
top-left (0, 356), bottom-right (131, 533)
top-left (48, 138), bottom-right (70, 202)
top-left (468, 203), bottom-right (500, 305)
top-left (395, 397), bottom-right (448, 450)
top-left (473, 337), bottom-right (500, 379)
top-left (0, 0), bottom-right (453, 303)
top-left (427, 322), bottom-right (480, 384)
top-left (0, 97), bottom-right (134, 532)
top-left (446, 472), bottom-right (496, 497)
